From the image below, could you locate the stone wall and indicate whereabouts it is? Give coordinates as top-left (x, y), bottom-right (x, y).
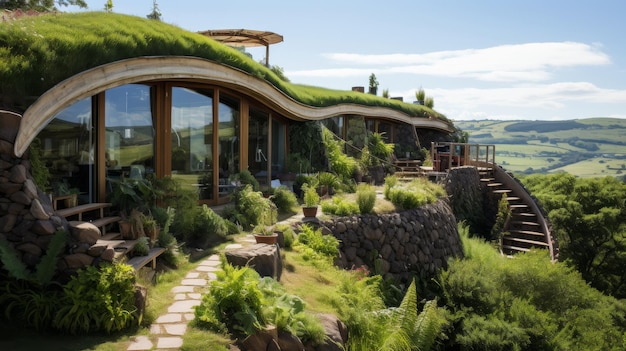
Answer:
top-left (325, 199), bottom-right (463, 283)
top-left (444, 166), bottom-right (493, 235)
top-left (0, 111), bottom-right (115, 281)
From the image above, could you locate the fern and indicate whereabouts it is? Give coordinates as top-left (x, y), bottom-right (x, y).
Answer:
top-left (34, 229), bottom-right (67, 285)
top-left (0, 238), bottom-right (30, 280)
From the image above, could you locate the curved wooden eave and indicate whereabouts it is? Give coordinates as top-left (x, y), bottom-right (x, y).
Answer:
top-left (15, 56), bottom-right (452, 157)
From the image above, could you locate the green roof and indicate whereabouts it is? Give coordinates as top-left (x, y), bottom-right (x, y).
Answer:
top-left (0, 12), bottom-right (449, 123)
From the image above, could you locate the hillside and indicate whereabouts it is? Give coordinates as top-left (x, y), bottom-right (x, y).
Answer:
top-left (453, 117), bottom-right (626, 178)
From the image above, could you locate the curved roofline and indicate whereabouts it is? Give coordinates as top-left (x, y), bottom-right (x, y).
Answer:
top-left (15, 56), bottom-right (452, 157)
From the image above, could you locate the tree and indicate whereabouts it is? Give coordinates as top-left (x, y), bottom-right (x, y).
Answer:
top-left (523, 173), bottom-right (626, 298)
top-left (0, 0), bottom-right (86, 11)
top-left (103, 0), bottom-right (112, 12)
top-left (146, 0), bottom-right (161, 20)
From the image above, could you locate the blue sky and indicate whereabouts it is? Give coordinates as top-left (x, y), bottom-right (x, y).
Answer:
top-left (68, 0), bottom-right (626, 121)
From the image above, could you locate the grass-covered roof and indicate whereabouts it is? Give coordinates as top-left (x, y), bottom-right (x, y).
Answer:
top-left (0, 12), bottom-right (449, 123)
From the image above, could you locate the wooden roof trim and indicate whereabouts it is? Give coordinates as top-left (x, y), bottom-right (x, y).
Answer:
top-left (15, 56), bottom-right (452, 157)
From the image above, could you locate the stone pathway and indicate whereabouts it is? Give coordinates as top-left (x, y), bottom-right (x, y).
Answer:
top-left (126, 216), bottom-right (298, 350)
top-left (125, 246), bottom-right (241, 350)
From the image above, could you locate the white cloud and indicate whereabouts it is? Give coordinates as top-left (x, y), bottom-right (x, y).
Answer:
top-left (289, 42), bottom-right (611, 82)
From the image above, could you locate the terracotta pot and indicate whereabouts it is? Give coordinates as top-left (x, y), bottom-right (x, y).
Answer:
top-left (302, 206), bottom-right (318, 218)
top-left (254, 233), bottom-right (278, 245)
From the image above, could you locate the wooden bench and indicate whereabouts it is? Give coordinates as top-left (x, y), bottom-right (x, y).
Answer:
top-left (126, 247), bottom-right (166, 270)
top-left (56, 202), bottom-right (112, 221)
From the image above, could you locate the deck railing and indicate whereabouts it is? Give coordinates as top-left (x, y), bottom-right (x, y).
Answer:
top-left (431, 142), bottom-right (496, 172)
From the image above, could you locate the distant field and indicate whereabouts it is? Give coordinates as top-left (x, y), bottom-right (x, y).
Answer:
top-left (453, 117), bottom-right (626, 178)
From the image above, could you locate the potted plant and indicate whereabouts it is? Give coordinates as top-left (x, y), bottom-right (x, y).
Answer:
top-left (317, 171), bottom-right (339, 196)
top-left (368, 73), bottom-right (379, 95)
top-left (301, 182), bottom-right (320, 218)
top-left (119, 209), bottom-right (145, 240)
top-left (253, 224), bottom-right (278, 245)
top-left (142, 214), bottom-right (159, 242)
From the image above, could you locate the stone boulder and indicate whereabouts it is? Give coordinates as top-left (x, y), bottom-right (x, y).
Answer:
top-left (305, 314), bottom-right (348, 351)
top-left (69, 221), bottom-right (101, 245)
top-left (225, 243), bottom-right (282, 281)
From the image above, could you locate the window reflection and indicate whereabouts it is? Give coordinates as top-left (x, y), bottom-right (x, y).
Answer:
top-left (171, 87), bottom-right (214, 201)
top-left (218, 94), bottom-right (240, 197)
top-left (249, 106), bottom-right (269, 188)
top-left (105, 85), bottom-right (155, 188)
top-left (37, 98), bottom-right (94, 205)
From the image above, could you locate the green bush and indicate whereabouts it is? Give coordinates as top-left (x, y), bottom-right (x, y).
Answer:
top-left (224, 184), bottom-right (273, 229)
top-left (295, 224), bottom-right (339, 262)
top-left (384, 176), bottom-right (445, 210)
top-left (321, 195), bottom-right (360, 216)
top-left (194, 263), bottom-right (266, 337)
top-left (230, 169), bottom-right (260, 191)
top-left (189, 205), bottom-right (229, 247)
top-left (331, 274), bottom-right (444, 351)
top-left (438, 239), bottom-right (626, 350)
top-left (275, 223), bottom-right (295, 249)
top-left (356, 183), bottom-right (376, 214)
top-left (54, 263), bottom-right (138, 334)
top-left (257, 277), bottom-right (326, 345)
top-left (270, 186), bottom-right (299, 214)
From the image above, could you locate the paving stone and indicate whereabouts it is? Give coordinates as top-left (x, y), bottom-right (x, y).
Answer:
top-left (156, 336), bottom-right (183, 349)
top-left (184, 313), bottom-right (195, 321)
top-left (171, 285), bottom-right (195, 293)
top-left (196, 265), bottom-right (220, 272)
top-left (150, 324), bottom-right (162, 334)
top-left (199, 259), bottom-right (221, 267)
top-left (163, 323), bottom-right (187, 336)
top-left (188, 293), bottom-right (202, 299)
top-left (207, 254), bottom-right (220, 261)
top-left (127, 335), bottom-right (153, 350)
top-left (156, 313), bottom-right (183, 323)
top-left (174, 293), bottom-right (187, 301)
top-left (185, 272), bottom-right (200, 279)
top-left (168, 300), bottom-right (201, 313)
top-left (181, 278), bottom-right (207, 286)
top-left (225, 243), bottom-right (243, 250)
top-left (206, 272), bottom-right (217, 281)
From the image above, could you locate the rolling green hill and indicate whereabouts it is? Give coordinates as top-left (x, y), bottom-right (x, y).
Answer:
top-left (453, 117), bottom-right (626, 178)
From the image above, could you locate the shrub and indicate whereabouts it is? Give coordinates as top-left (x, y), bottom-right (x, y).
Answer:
top-left (295, 224), bottom-right (339, 262)
top-left (224, 184), bottom-right (273, 229)
top-left (257, 277), bottom-right (326, 345)
top-left (156, 207), bottom-right (180, 267)
top-left (194, 263), bottom-right (266, 337)
top-left (230, 169), bottom-right (260, 191)
top-left (321, 196), bottom-right (360, 216)
top-left (356, 183), bottom-right (376, 214)
top-left (438, 242), bottom-right (626, 350)
top-left (275, 223), bottom-right (295, 249)
top-left (189, 205), bottom-right (229, 247)
top-left (384, 176), bottom-right (445, 210)
top-left (270, 186), bottom-right (299, 214)
top-left (54, 263), bottom-right (138, 334)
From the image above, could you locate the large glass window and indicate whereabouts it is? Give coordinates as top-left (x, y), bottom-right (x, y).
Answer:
top-left (272, 118), bottom-right (286, 178)
top-left (248, 106), bottom-right (269, 187)
top-left (218, 94), bottom-right (240, 197)
top-left (171, 87), bottom-right (214, 201)
top-left (105, 85), bottom-right (155, 190)
top-left (37, 97), bottom-right (94, 205)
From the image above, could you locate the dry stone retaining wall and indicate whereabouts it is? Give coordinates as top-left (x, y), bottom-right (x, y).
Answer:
top-left (0, 111), bottom-right (116, 280)
top-left (325, 199), bottom-right (463, 283)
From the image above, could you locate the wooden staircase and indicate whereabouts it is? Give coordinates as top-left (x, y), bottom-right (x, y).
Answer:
top-left (482, 167), bottom-right (558, 260)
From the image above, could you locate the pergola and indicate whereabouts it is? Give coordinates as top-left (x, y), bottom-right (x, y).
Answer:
top-left (197, 29), bottom-right (283, 66)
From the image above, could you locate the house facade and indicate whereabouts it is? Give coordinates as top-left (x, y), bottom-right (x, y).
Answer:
top-left (4, 13), bottom-right (455, 208)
